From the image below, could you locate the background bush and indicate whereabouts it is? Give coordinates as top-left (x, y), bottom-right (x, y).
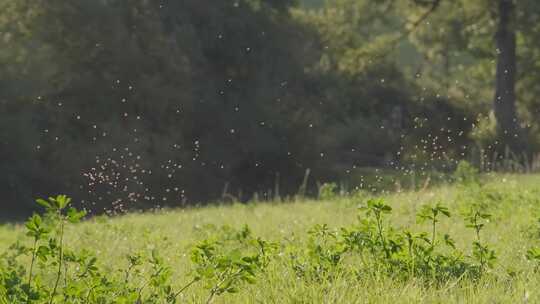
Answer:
top-left (1, 0), bottom-right (539, 215)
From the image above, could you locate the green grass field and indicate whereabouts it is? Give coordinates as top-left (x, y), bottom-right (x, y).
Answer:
top-left (2, 173), bottom-right (540, 303)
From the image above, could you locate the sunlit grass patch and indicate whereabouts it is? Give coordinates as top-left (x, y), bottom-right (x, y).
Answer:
top-left (1, 174), bottom-right (540, 303)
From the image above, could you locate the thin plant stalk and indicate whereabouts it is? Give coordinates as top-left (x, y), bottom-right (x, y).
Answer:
top-left (49, 217), bottom-right (65, 304)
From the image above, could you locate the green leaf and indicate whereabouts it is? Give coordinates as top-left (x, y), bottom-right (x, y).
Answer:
top-left (67, 207), bottom-right (86, 223)
top-left (227, 287), bottom-right (239, 293)
top-left (381, 205), bottom-right (392, 213)
top-left (35, 198), bottom-right (52, 209)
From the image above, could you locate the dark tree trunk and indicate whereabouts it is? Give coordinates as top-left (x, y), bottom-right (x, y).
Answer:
top-left (493, 0), bottom-right (527, 154)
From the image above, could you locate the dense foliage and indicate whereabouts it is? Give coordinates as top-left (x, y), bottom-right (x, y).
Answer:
top-left (1, 0), bottom-right (540, 214)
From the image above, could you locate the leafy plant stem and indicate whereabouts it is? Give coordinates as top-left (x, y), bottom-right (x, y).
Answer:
top-left (431, 217), bottom-right (436, 246)
top-left (475, 213), bottom-right (481, 242)
top-left (375, 212), bottom-right (389, 258)
top-left (49, 217), bottom-right (65, 304)
top-left (26, 238), bottom-right (38, 304)
top-left (206, 268), bottom-right (242, 304)
top-left (172, 278), bottom-right (199, 300)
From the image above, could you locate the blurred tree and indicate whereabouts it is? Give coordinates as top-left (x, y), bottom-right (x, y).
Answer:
top-left (406, 0), bottom-right (535, 155)
top-left (0, 0), bottom-right (327, 213)
top-left (1, 0), bottom-right (540, 216)
top-left (293, 0), bottom-right (470, 170)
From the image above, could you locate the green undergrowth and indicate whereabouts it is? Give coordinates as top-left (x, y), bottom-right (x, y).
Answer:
top-left (2, 174), bottom-right (540, 303)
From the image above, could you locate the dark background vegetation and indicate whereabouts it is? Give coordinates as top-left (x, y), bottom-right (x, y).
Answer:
top-left (1, 0), bottom-right (539, 216)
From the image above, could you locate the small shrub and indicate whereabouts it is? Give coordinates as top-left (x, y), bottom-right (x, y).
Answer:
top-left (526, 247), bottom-right (540, 271)
top-left (454, 160), bottom-right (480, 185)
top-left (318, 183), bottom-right (339, 200)
top-left (288, 198), bottom-right (485, 285)
top-left (463, 207), bottom-right (496, 272)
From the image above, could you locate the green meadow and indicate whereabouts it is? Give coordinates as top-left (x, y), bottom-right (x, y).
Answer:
top-left (2, 173), bottom-right (540, 303)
